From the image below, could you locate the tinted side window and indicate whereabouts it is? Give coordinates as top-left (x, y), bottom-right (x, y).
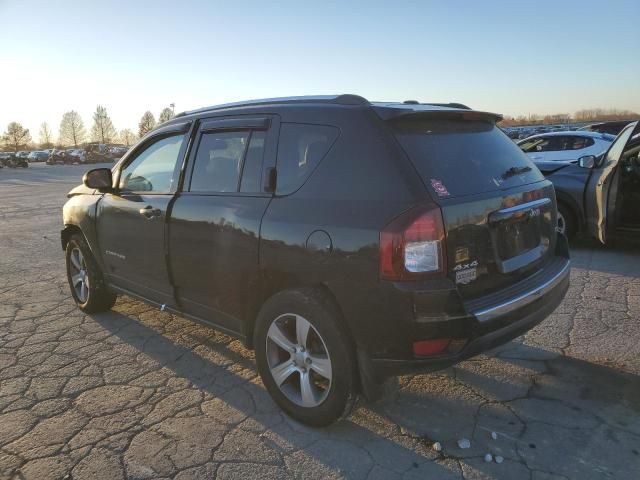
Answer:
top-left (240, 131), bottom-right (266, 193)
top-left (119, 134), bottom-right (185, 193)
top-left (276, 123), bottom-right (339, 195)
top-left (190, 132), bottom-right (249, 192)
top-left (569, 136), bottom-right (594, 150)
top-left (538, 137), bottom-right (563, 151)
top-left (519, 137), bottom-right (559, 153)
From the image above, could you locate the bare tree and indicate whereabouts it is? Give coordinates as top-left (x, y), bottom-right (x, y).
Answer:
top-left (91, 105), bottom-right (117, 143)
top-left (138, 111), bottom-right (156, 137)
top-left (39, 122), bottom-right (53, 148)
top-left (158, 107), bottom-right (175, 124)
top-left (2, 122), bottom-right (32, 152)
top-left (59, 111), bottom-right (86, 147)
top-left (119, 128), bottom-right (137, 146)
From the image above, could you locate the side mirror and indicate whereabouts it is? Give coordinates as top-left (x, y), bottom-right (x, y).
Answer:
top-left (578, 155), bottom-right (596, 169)
top-left (83, 168), bottom-right (113, 191)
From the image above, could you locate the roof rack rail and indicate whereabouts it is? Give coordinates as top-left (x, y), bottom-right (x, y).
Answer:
top-left (175, 94), bottom-right (369, 118)
top-left (425, 102), bottom-right (471, 110)
top-left (399, 100), bottom-right (471, 109)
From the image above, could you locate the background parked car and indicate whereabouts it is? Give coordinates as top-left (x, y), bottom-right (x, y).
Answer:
top-left (0, 152), bottom-right (13, 167)
top-left (69, 149), bottom-right (87, 163)
top-left (579, 120), bottom-right (635, 136)
top-left (518, 131), bottom-right (614, 163)
top-left (84, 143), bottom-right (109, 163)
top-left (2, 151), bottom-right (28, 168)
top-left (47, 149), bottom-right (68, 165)
top-left (538, 122), bottom-right (640, 240)
top-left (108, 145), bottom-right (128, 161)
top-left (28, 151), bottom-right (49, 162)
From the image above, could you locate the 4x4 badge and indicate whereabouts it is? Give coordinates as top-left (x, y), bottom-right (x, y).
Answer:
top-left (453, 260), bottom-right (478, 271)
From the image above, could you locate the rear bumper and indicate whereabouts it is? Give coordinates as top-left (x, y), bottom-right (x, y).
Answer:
top-left (364, 256), bottom-right (570, 381)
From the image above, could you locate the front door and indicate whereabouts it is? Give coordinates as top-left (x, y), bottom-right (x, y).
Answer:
top-left (96, 126), bottom-right (190, 305)
top-left (168, 116), bottom-right (277, 334)
top-left (585, 121), bottom-right (639, 243)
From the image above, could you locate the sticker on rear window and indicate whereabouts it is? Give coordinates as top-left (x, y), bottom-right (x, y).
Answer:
top-left (430, 178), bottom-right (450, 197)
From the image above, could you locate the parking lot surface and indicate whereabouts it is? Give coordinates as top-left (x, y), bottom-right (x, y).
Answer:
top-left (1, 164), bottom-right (639, 479)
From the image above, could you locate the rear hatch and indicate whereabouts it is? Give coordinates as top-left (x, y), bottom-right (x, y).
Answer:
top-left (389, 110), bottom-right (557, 300)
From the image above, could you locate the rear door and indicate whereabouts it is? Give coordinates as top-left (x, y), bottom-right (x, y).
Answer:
top-left (585, 121), bottom-right (639, 243)
top-left (391, 114), bottom-right (556, 300)
top-left (168, 116), bottom-right (278, 334)
top-left (96, 122), bottom-right (191, 305)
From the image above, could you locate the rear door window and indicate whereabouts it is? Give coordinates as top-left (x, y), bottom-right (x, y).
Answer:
top-left (276, 123), bottom-right (339, 195)
top-left (189, 131), bottom-right (249, 192)
top-left (392, 118), bottom-right (543, 198)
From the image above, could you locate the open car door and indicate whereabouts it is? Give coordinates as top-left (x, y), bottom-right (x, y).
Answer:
top-left (585, 121), bottom-right (639, 243)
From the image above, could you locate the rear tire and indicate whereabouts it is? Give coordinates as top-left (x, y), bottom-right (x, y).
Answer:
top-left (557, 203), bottom-right (576, 239)
top-left (65, 233), bottom-right (117, 313)
top-left (254, 288), bottom-right (358, 427)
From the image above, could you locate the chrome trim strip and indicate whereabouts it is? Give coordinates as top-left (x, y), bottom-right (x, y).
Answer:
top-left (489, 198), bottom-right (551, 223)
top-left (472, 259), bottom-right (570, 322)
top-left (495, 197), bottom-right (551, 214)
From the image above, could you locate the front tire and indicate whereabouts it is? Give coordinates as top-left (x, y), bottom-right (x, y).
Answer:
top-left (254, 289), bottom-right (358, 427)
top-left (65, 233), bottom-right (116, 313)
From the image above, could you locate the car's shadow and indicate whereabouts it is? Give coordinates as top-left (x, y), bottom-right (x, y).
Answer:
top-left (90, 302), bottom-right (640, 478)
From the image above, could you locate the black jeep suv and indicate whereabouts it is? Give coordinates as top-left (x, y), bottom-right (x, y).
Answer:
top-left (61, 95), bottom-right (570, 426)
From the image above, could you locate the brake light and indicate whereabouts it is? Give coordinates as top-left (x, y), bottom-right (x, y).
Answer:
top-left (413, 338), bottom-right (451, 356)
top-left (380, 206), bottom-right (446, 281)
top-left (412, 338), bottom-right (468, 357)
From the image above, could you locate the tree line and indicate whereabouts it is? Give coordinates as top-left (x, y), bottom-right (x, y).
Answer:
top-left (500, 108), bottom-right (640, 127)
top-left (1, 105), bottom-right (176, 152)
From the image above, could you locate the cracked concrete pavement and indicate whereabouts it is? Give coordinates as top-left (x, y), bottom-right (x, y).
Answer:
top-left (1, 163), bottom-right (639, 479)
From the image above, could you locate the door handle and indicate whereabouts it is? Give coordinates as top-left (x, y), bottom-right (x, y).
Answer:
top-left (139, 205), bottom-right (161, 219)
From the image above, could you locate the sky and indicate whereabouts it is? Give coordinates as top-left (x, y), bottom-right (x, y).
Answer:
top-left (1, 0), bottom-right (639, 142)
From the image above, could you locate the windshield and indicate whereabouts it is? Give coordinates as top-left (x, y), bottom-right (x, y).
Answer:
top-left (392, 118), bottom-right (544, 198)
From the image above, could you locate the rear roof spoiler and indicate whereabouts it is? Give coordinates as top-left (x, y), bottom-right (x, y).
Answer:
top-left (373, 104), bottom-right (503, 122)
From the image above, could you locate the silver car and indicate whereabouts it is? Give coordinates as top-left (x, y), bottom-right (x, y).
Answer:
top-left (518, 131), bottom-right (614, 163)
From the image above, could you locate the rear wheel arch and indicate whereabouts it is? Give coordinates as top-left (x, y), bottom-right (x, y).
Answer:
top-left (244, 281), bottom-right (355, 351)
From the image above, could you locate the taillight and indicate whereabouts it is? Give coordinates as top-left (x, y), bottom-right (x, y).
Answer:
top-left (380, 206), bottom-right (446, 281)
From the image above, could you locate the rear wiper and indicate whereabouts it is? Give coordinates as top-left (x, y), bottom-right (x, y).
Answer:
top-left (501, 166), bottom-right (531, 179)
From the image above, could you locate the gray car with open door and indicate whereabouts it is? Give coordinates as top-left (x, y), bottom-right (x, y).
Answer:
top-left (536, 121), bottom-right (640, 243)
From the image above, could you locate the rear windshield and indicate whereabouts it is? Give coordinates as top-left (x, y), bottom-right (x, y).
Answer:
top-left (392, 118), bottom-right (543, 198)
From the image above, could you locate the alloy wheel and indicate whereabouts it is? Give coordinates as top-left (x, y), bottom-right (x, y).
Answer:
top-left (69, 247), bottom-right (90, 303)
top-left (265, 313), bottom-right (332, 408)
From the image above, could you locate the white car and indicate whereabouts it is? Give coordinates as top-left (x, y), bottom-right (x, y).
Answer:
top-left (517, 131), bottom-right (615, 163)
